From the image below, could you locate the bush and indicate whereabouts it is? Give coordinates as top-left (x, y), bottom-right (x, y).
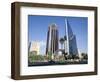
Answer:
top-left (81, 53), bottom-right (88, 60)
top-left (28, 52), bottom-right (45, 62)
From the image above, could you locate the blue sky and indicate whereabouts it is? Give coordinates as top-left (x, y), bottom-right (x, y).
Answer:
top-left (28, 15), bottom-right (88, 54)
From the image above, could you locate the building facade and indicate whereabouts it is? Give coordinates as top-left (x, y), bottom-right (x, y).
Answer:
top-left (67, 20), bottom-right (78, 56)
top-left (29, 41), bottom-right (40, 55)
top-left (46, 23), bottom-right (59, 58)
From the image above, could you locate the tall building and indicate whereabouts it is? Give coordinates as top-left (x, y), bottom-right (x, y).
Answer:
top-left (29, 41), bottom-right (40, 55)
top-left (64, 19), bottom-right (68, 54)
top-left (46, 23), bottom-right (59, 59)
top-left (66, 19), bottom-right (78, 56)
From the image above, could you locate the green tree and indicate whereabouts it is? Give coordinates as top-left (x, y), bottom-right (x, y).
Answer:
top-left (47, 51), bottom-right (52, 60)
top-left (81, 53), bottom-right (88, 60)
top-left (67, 55), bottom-right (72, 60)
top-left (28, 52), bottom-right (45, 63)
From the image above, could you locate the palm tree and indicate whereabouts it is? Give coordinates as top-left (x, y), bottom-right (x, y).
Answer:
top-left (59, 38), bottom-right (65, 49)
top-left (81, 53), bottom-right (88, 60)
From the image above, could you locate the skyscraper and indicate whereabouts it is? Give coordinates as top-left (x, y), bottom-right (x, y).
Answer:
top-left (66, 19), bottom-right (78, 56)
top-left (46, 23), bottom-right (59, 59)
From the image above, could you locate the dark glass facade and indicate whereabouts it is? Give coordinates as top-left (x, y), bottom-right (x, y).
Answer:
top-left (46, 24), bottom-right (59, 55)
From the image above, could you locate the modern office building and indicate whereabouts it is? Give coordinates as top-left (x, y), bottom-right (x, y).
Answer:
top-left (66, 19), bottom-right (78, 56)
top-left (46, 23), bottom-right (59, 59)
top-left (45, 19), bottom-right (78, 59)
top-left (29, 41), bottom-right (40, 55)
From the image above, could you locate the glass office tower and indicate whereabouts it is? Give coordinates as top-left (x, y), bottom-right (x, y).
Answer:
top-left (46, 23), bottom-right (59, 59)
top-left (67, 20), bottom-right (78, 56)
